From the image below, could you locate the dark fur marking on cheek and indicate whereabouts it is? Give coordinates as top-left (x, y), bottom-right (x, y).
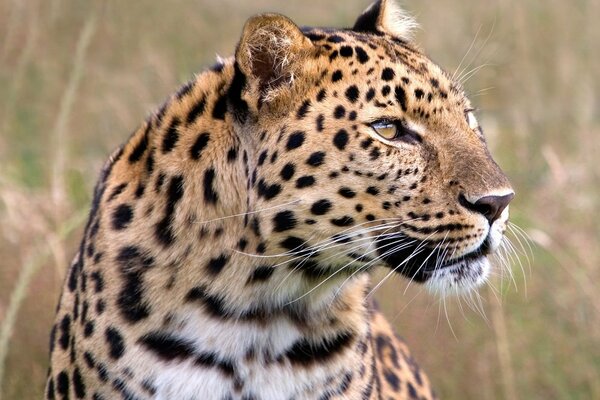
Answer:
top-left (366, 88), bottom-right (376, 101)
top-left (59, 315), bottom-right (71, 350)
top-left (56, 371), bottom-right (69, 397)
top-left (138, 332), bottom-right (195, 361)
top-left (316, 89), bottom-right (327, 102)
top-left (331, 216), bottom-right (355, 227)
top-left (227, 147), bottom-right (238, 163)
top-left (281, 331), bottom-right (354, 366)
top-left (273, 210), bottom-right (297, 232)
top-left (248, 266), bottom-right (275, 283)
top-left (105, 327), bottom-right (126, 360)
top-left (162, 117), bottom-right (181, 153)
top-left (190, 132), bottom-right (210, 160)
top-left (340, 46), bottom-right (354, 57)
top-left (338, 187), bottom-right (356, 198)
top-left (280, 236), bottom-right (307, 252)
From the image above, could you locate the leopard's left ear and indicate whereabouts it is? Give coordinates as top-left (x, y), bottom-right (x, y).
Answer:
top-left (353, 0), bottom-right (418, 42)
top-left (236, 13), bottom-right (314, 101)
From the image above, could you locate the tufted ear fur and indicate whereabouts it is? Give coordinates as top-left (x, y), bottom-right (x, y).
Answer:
top-left (236, 13), bottom-right (314, 102)
top-left (353, 0), bottom-right (418, 41)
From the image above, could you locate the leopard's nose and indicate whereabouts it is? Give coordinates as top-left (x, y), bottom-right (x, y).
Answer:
top-left (458, 192), bottom-right (514, 224)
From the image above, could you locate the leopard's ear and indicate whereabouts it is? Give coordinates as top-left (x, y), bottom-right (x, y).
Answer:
top-left (353, 0), bottom-right (417, 42)
top-left (236, 13), bottom-right (313, 100)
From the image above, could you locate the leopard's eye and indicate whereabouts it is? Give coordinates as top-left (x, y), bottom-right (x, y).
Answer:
top-left (371, 121), bottom-right (398, 140)
top-left (370, 120), bottom-right (422, 143)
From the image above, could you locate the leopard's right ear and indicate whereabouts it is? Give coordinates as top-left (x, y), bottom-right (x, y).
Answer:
top-left (235, 13), bottom-right (314, 102)
top-left (353, 0), bottom-right (418, 42)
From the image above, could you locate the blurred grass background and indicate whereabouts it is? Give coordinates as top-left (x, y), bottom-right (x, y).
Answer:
top-left (0, 0), bottom-right (598, 399)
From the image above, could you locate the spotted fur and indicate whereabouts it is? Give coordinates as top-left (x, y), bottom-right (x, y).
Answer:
top-left (46, 1), bottom-right (513, 399)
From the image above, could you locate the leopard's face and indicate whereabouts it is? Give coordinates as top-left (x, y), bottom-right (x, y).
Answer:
top-left (233, 6), bottom-right (513, 296)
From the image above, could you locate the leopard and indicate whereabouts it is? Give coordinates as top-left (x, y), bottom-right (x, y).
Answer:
top-left (45, 1), bottom-right (514, 399)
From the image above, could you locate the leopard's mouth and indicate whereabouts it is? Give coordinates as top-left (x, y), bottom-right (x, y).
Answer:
top-left (375, 232), bottom-right (493, 284)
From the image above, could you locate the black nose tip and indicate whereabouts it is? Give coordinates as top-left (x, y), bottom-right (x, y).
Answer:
top-left (459, 193), bottom-right (514, 224)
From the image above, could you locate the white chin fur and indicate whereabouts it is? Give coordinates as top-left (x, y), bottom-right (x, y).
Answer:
top-left (425, 256), bottom-right (490, 297)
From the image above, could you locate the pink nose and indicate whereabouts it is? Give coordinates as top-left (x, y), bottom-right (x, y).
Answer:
top-left (459, 193), bottom-right (514, 224)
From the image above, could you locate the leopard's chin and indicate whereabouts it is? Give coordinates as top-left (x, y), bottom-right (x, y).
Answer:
top-left (423, 254), bottom-right (490, 296)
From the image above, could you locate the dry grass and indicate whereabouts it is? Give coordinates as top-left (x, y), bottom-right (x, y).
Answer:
top-left (0, 0), bottom-right (598, 399)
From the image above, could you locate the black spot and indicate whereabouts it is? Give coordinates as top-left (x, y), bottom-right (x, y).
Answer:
top-left (227, 147), bottom-right (238, 162)
top-left (116, 246), bottom-right (155, 323)
top-left (296, 100), bottom-right (311, 119)
top-left (338, 187), bottom-right (356, 198)
top-left (381, 85), bottom-right (391, 96)
top-left (366, 88), bottom-right (376, 101)
top-left (212, 93), bottom-right (228, 120)
top-left (340, 46), bottom-right (353, 57)
top-left (190, 132), bottom-right (210, 160)
top-left (311, 199), bottom-right (332, 215)
top-left (207, 254), bottom-right (229, 275)
top-left (112, 204), bottom-right (133, 230)
top-left (162, 118), bottom-right (181, 153)
top-left (128, 126), bottom-right (149, 163)
top-left (273, 210), bottom-right (297, 232)
top-left (334, 105), bottom-right (346, 119)
top-left (105, 327), bottom-right (125, 360)
top-left (73, 367), bottom-right (86, 398)
top-left (316, 114), bottom-right (325, 131)
top-left (355, 46), bottom-right (369, 63)
top-left (248, 266), bottom-right (274, 283)
top-left (138, 332), bottom-right (195, 361)
top-left (361, 138), bottom-right (373, 149)
top-left (414, 89), bottom-right (425, 99)
top-left (345, 86), bottom-right (360, 103)
top-left (155, 175), bottom-right (185, 246)
top-left (203, 168), bottom-right (219, 204)
top-left (280, 236), bottom-right (307, 251)
top-left (186, 286), bottom-right (228, 319)
top-left (381, 68), bottom-right (395, 81)
top-left (430, 78), bottom-right (439, 88)
top-left (59, 315), bottom-right (71, 350)
top-left (283, 331), bottom-right (354, 366)
top-left (369, 147), bottom-right (381, 160)
top-left (296, 176), bottom-right (315, 188)
top-left (257, 179), bottom-right (282, 200)
top-left (332, 70), bottom-right (343, 82)
top-left (186, 97), bottom-right (207, 125)
top-left (333, 130), bottom-right (349, 150)
top-left (331, 216), bottom-right (355, 227)
top-left (84, 321), bottom-right (94, 337)
top-left (327, 35), bottom-right (345, 43)
top-left (176, 80), bottom-right (195, 99)
top-left (366, 186), bottom-right (380, 196)
top-left (257, 150), bottom-right (268, 166)
top-left (306, 151), bottom-right (325, 167)
top-left (145, 150), bottom-right (155, 174)
top-left (286, 131), bottom-right (306, 151)
top-left (280, 163), bottom-right (295, 181)
top-left (316, 89), bottom-right (327, 102)
top-left (395, 86), bottom-right (408, 111)
top-left (57, 371), bottom-right (69, 397)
